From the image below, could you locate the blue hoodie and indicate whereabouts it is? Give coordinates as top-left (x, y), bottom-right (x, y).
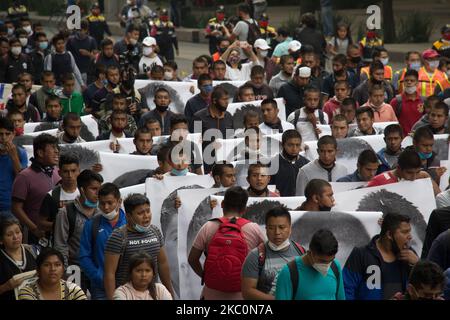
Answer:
top-left (79, 209), bottom-right (127, 294)
top-left (343, 235), bottom-right (413, 300)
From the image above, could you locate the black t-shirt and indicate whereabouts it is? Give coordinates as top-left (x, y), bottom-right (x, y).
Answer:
top-left (0, 246), bottom-right (36, 300)
top-left (380, 259), bottom-right (404, 300)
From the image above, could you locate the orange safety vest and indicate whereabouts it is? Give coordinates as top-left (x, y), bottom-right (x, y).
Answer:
top-left (436, 78), bottom-right (450, 93)
top-left (212, 52), bottom-right (220, 62)
top-left (396, 68), bottom-right (407, 94)
top-left (360, 65), bottom-right (393, 82)
top-left (418, 67), bottom-right (447, 97)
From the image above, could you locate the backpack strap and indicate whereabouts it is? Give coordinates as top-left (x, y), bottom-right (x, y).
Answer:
top-left (292, 109), bottom-right (301, 126)
top-left (257, 242), bottom-right (266, 277)
top-left (51, 185), bottom-right (62, 203)
top-left (330, 260), bottom-right (340, 299)
top-left (318, 109), bottom-right (326, 124)
top-left (287, 257), bottom-right (299, 300)
top-left (291, 241), bottom-right (306, 256)
top-left (66, 202), bottom-right (77, 241)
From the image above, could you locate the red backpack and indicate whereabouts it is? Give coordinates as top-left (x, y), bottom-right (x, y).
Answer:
top-left (203, 217), bottom-right (250, 292)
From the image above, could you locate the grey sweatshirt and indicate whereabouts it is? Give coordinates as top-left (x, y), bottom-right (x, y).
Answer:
top-left (295, 159), bottom-right (348, 196)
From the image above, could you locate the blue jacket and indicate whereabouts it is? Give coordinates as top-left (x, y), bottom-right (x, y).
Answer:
top-left (336, 170), bottom-right (363, 182)
top-left (343, 235), bottom-right (412, 300)
top-left (376, 148), bottom-right (398, 175)
top-left (79, 210), bottom-right (127, 291)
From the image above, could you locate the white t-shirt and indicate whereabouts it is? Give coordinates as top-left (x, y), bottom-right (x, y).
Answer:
top-left (59, 188), bottom-right (80, 202)
top-left (139, 55), bottom-right (163, 75)
top-left (287, 108), bottom-right (329, 142)
top-left (225, 61), bottom-right (261, 81)
top-left (163, 172), bottom-right (197, 177)
top-left (109, 132), bottom-right (125, 141)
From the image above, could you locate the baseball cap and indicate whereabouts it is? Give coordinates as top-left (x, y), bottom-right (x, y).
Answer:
top-left (143, 37), bottom-right (157, 47)
top-left (298, 66), bottom-right (311, 78)
top-left (288, 40), bottom-right (302, 53)
top-left (254, 39), bottom-right (271, 50)
top-left (422, 49), bottom-right (440, 60)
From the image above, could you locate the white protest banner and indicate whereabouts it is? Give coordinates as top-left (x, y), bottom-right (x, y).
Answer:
top-left (135, 80), bottom-right (197, 114)
top-left (227, 98), bottom-right (288, 129)
top-left (99, 152), bottom-right (158, 184)
top-left (215, 133), bottom-right (282, 162)
top-left (24, 115), bottom-right (99, 138)
top-left (318, 122), bottom-right (398, 137)
top-left (304, 135), bottom-right (386, 172)
top-left (330, 182), bottom-right (367, 193)
top-left (26, 128), bottom-right (58, 137)
top-left (145, 175), bottom-right (215, 231)
top-left (440, 160), bottom-right (450, 191)
top-left (333, 178), bottom-right (436, 254)
top-left (212, 80), bottom-right (246, 103)
top-left (210, 195), bottom-right (305, 223)
top-left (177, 188), bottom-right (223, 299)
top-left (119, 183), bottom-right (146, 201)
top-left (289, 211), bottom-right (382, 265)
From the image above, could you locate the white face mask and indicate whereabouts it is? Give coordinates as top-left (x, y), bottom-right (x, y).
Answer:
top-left (143, 46), bottom-right (153, 56)
top-left (405, 85), bottom-right (417, 94)
top-left (259, 50), bottom-right (268, 58)
top-left (268, 239), bottom-right (290, 251)
top-left (23, 26), bottom-right (32, 33)
top-left (101, 207), bottom-right (119, 221)
top-left (164, 71), bottom-right (173, 80)
top-left (129, 38), bottom-right (138, 46)
top-left (19, 38), bottom-right (28, 47)
top-left (312, 262), bottom-right (332, 277)
top-left (7, 28), bottom-right (14, 36)
top-left (428, 60), bottom-right (439, 70)
top-left (380, 58), bottom-right (389, 66)
top-left (11, 46), bottom-right (22, 56)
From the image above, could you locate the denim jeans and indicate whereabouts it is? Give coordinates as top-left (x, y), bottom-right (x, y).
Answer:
top-left (321, 5), bottom-right (334, 37)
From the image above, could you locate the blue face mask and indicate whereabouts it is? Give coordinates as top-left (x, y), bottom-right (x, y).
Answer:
top-left (418, 151), bottom-right (433, 160)
top-left (171, 168), bottom-right (189, 176)
top-left (201, 84), bottom-right (213, 94)
top-left (134, 223), bottom-right (151, 233)
top-left (410, 62), bottom-right (421, 71)
top-left (39, 41), bottom-right (48, 50)
top-left (84, 199), bottom-right (98, 208)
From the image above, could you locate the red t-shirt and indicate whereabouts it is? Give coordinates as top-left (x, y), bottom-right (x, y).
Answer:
top-left (390, 93), bottom-right (424, 136)
top-left (367, 171), bottom-right (398, 187)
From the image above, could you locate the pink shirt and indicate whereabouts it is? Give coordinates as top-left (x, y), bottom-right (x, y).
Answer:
top-left (361, 102), bottom-right (398, 123)
top-left (193, 217), bottom-right (265, 300)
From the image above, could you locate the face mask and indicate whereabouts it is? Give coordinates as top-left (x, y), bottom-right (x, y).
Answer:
top-left (11, 46), bottom-right (22, 55)
top-left (259, 50), bottom-right (268, 58)
top-left (268, 239), bottom-right (290, 251)
top-left (143, 46), bottom-right (153, 56)
top-left (135, 223), bottom-right (151, 233)
top-left (312, 262), bottom-right (332, 277)
top-left (418, 151), bottom-right (433, 160)
top-left (155, 104), bottom-right (169, 112)
top-left (380, 58), bottom-right (389, 66)
top-left (23, 26), bottom-right (32, 33)
top-left (7, 28), bottom-right (14, 36)
top-left (410, 62), bottom-right (421, 71)
top-left (164, 71), bottom-right (173, 80)
top-left (129, 38), bottom-right (138, 46)
top-left (201, 84), bottom-right (213, 94)
top-left (15, 127), bottom-right (24, 136)
top-left (101, 208), bottom-right (119, 221)
top-left (84, 198), bottom-right (98, 208)
top-left (216, 103), bottom-right (227, 113)
top-left (102, 79), bottom-right (109, 86)
top-left (428, 60), bottom-right (439, 70)
top-left (228, 56), bottom-right (240, 65)
top-left (216, 13), bottom-right (225, 21)
top-left (171, 168), bottom-right (189, 176)
top-left (367, 31), bottom-right (377, 38)
top-left (39, 41), bottom-right (48, 50)
top-left (405, 86), bottom-right (417, 94)
top-left (319, 205), bottom-right (332, 211)
top-left (19, 38), bottom-right (28, 47)
top-left (350, 56), bottom-right (361, 64)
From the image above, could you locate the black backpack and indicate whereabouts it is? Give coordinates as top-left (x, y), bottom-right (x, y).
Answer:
top-left (257, 240), bottom-right (306, 277)
top-left (287, 257), bottom-right (340, 300)
top-left (393, 94), bottom-right (425, 118)
top-left (244, 20), bottom-right (262, 46)
top-left (291, 109), bottom-right (326, 126)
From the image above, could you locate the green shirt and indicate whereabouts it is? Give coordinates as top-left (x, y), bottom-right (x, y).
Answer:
top-left (60, 92), bottom-right (85, 116)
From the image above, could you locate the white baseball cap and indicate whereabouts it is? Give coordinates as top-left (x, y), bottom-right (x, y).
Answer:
top-left (254, 38), bottom-right (271, 50)
top-left (288, 40), bottom-right (302, 52)
top-left (142, 36), bottom-right (157, 47)
top-left (298, 66), bottom-right (311, 78)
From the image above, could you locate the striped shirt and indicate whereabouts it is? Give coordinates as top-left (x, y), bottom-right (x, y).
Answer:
top-left (18, 280), bottom-right (87, 300)
top-left (104, 225), bottom-right (164, 287)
